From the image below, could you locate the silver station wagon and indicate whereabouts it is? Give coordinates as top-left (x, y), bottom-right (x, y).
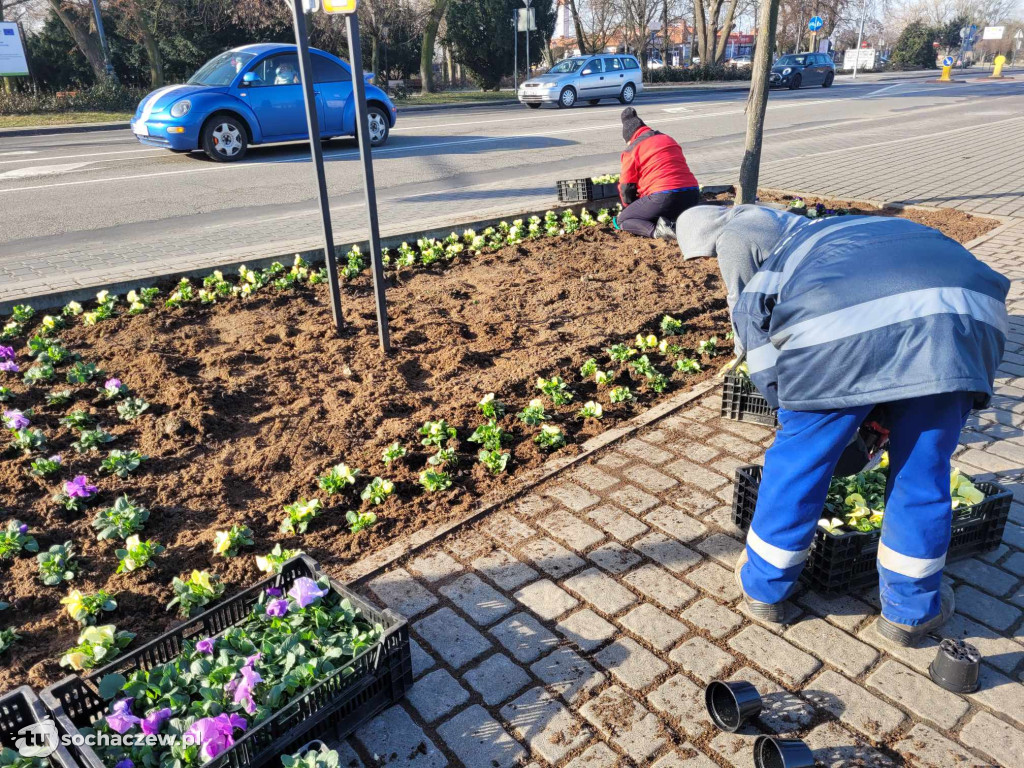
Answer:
top-left (518, 54), bottom-right (644, 109)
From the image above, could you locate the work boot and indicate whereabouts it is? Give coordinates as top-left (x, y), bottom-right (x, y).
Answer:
top-left (653, 217), bottom-right (676, 240)
top-left (875, 582), bottom-right (956, 647)
top-left (734, 548), bottom-right (788, 624)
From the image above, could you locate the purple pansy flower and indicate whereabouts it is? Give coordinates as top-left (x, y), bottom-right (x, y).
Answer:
top-left (0, 346), bottom-right (14, 361)
top-left (141, 708), bottom-right (172, 736)
top-left (2, 410), bottom-right (29, 430)
top-left (244, 652), bottom-right (261, 666)
top-left (195, 638), bottom-right (215, 654)
top-left (265, 587), bottom-right (282, 597)
top-left (49, 454), bottom-right (62, 465)
top-left (115, 759), bottom-right (134, 768)
top-left (65, 474), bottom-right (98, 499)
top-left (288, 577), bottom-right (328, 608)
top-left (104, 378), bottom-right (123, 393)
top-left (106, 699), bottom-right (141, 735)
top-left (185, 713), bottom-right (247, 761)
top-left (265, 599), bottom-right (289, 618)
top-left (0, 360), bottom-right (19, 373)
top-left (18, 523), bottom-right (28, 534)
top-left (227, 665), bottom-right (262, 715)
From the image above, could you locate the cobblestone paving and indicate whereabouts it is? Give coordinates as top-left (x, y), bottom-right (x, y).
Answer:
top-left (322, 218), bottom-right (1024, 767)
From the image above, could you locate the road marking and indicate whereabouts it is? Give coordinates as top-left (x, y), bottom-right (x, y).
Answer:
top-left (0, 147), bottom-right (165, 166)
top-left (0, 162), bottom-right (96, 180)
top-left (0, 151), bottom-right (37, 157)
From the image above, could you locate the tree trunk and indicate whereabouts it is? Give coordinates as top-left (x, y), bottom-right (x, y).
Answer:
top-left (737, 0), bottom-right (780, 204)
top-left (419, 0), bottom-right (449, 94)
top-left (371, 34), bottom-right (380, 83)
top-left (139, 23), bottom-right (163, 87)
top-left (714, 0), bottom-right (740, 63)
top-left (567, 0), bottom-right (588, 55)
top-left (46, 0), bottom-right (107, 81)
top-left (693, 1), bottom-right (706, 62)
top-left (662, 0), bottom-right (669, 63)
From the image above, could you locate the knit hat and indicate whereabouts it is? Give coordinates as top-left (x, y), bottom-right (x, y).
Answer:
top-left (675, 205), bottom-right (733, 259)
top-left (621, 107), bottom-right (646, 143)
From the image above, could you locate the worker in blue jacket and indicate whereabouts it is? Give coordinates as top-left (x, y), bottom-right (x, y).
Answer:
top-left (677, 205), bottom-right (1010, 646)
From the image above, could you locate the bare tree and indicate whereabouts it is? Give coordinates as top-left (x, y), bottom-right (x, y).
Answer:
top-left (737, 0), bottom-right (780, 202)
top-left (618, 0), bottom-right (660, 63)
top-left (694, 0), bottom-right (743, 63)
top-left (110, 0), bottom-right (169, 87)
top-left (419, 0), bottom-right (448, 93)
top-left (45, 0), bottom-right (108, 81)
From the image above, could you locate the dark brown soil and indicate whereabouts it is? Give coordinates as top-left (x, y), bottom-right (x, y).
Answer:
top-left (0, 195), bottom-right (998, 693)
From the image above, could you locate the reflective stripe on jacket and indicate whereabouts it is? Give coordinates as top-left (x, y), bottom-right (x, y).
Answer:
top-left (733, 215), bottom-right (1010, 411)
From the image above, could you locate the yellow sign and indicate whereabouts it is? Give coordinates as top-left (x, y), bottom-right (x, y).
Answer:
top-left (323, 0), bottom-right (357, 13)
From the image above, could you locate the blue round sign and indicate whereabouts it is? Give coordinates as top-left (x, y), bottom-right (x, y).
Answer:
top-left (808, 16), bottom-right (823, 31)
top-left (943, 55), bottom-right (954, 66)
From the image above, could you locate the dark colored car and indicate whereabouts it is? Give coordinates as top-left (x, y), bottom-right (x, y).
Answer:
top-left (769, 53), bottom-right (835, 89)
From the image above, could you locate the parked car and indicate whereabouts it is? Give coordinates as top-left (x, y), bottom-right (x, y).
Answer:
top-left (129, 44), bottom-right (398, 161)
top-left (728, 55), bottom-right (753, 68)
top-left (769, 52), bottom-right (835, 89)
top-left (517, 54), bottom-right (644, 108)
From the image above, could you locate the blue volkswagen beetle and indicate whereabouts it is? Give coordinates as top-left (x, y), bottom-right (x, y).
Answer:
top-left (130, 43), bottom-right (397, 161)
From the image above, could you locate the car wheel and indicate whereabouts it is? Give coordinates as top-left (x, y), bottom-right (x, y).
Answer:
top-left (526, 103), bottom-right (542, 109)
top-left (788, 74), bottom-right (802, 90)
top-left (558, 87), bottom-right (577, 108)
top-left (619, 83), bottom-right (636, 104)
top-left (822, 72), bottom-right (834, 88)
top-left (201, 114), bottom-right (247, 162)
top-left (365, 106), bottom-right (390, 146)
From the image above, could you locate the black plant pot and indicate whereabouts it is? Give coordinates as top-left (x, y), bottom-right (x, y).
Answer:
top-left (753, 736), bottom-right (816, 768)
top-left (929, 638), bottom-right (981, 693)
top-left (704, 680), bottom-right (762, 732)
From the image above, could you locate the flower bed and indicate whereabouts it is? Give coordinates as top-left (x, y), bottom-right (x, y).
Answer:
top-left (41, 556), bottom-right (409, 768)
top-left (0, 196), bottom-right (999, 692)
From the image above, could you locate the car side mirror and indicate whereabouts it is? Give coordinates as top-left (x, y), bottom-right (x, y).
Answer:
top-left (240, 72), bottom-right (258, 87)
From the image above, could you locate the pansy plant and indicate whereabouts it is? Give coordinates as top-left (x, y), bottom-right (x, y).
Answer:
top-left (92, 496), bottom-right (149, 540)
top-left (346, 510), bottom-right (377, 534)
top-left (0, 628), bottom-right (18, 657)
top-left (427, 447), bottom-right (457, 468)
top-left (518, 399), bottom-right (547, 426)
top-left (167, 570), bottom-right (225, 617)
top-left (255, 544), bottom-right (302, 574)
top-left (98, 378), bottom-right (128, 401)
top-left (0, 520), bottom-right (38, 559)
top-left (536, 375), bottom-right (573, 405)
top-left (361, 477), bottom-right (395, 505)
top-left (63, 301), bottom-right (83, 317)
top-left (54, 474), bottom-right (99, 513)
top-left (101, 449), bottom-right (147, 478)
top-left (165, 278), bottom-right (195, 308)
top-left (635, 334), bottom-right (658, 352)
top-left (29, 453), bottom-right (62, 478)
top-left (116, 397), bottom-right (149, 421)
top-left (45, 389), bottom-right (73, 406)
top-left (468, 420), bottom-right (507, 452)
top-left (213, 525), bottom-right (254, 558)
top-left (282, 743), bottom-right (341, 768)
top-left (698, 337), bottom-right (719, 357)
top-left (578, 401), bottom-right (604, 420)
top-left (477, 393), bottom-right (506, 420)
top-left (2, 408), bottom-right (29, 430)
top-left (37, 542), bottom-right (79, 586)
top-left (675, 357), bottom-right (701, 374)
top-left (660, 315), bottom-right (684, 335)
top-left (381, 442), bottom-right (406, 465)
top-left (59, 624), bottom-right (134, 670)
top-left (127, 287), bottom-right (160, 314)
top-left (595, 369), bottom-right (616, 387)
top-left (0, 386), bottom-right (10, 402)
top-left (580, 358), bottom-right (598, 378)
top-left (115, 535), bottom-right (164, 573)
top-left (66, 361), bottom-right (105, 385)
top-left (478, 449), bottom-right (510, 475)
top-left (61, 588), bottom-right (117, 626)
top-left (318, 463), bottom-right (360, 494)
top-left (419, 419), bottom-right (456, 448)
top-left (534, 425), bottom-right (566, 451)
top-left (420, 469), bottom-right (452, 493)
top-left (10, 305), bottom-right (34, 324)
top-left (281, 498), bottom-right (323, 534)
top-left (60, 410), bottom-right (94, 430)
top-left (609, 386), bottom-right (634, 403)
top-left (607, 343), bottom-right (636, 364)
top-left (73, 427), bottom-right (115, 453)
top-left (9, 428), bottom-right (46, 454)
top-left (22, 363), bottom-right (54, 386)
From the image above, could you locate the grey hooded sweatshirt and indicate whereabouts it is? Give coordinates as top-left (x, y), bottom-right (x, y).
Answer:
top-left (675, 204), bottom-right (810, 356)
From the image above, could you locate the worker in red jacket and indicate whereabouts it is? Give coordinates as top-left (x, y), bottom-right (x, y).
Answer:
top-left (615, 107), bottom-right (700, 239)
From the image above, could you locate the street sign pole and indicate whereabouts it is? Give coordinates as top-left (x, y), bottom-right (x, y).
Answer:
top-left (513, 13), bottom-right (518, 92)
top-left (523, 0), bottom-right (532, 79)
top-left (288, 0), bottom-right (345, 336)
top-left (344, 11), bottom-right (391, 352)
top-left (851, 1), bottom-right (866, 79)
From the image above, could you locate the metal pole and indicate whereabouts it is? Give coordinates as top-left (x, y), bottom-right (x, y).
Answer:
top-left (524, 0), bottom-right (530, 80)
top-left (513, 12), bottom-right (518, 91)
top-left (289, 1), bottom-right (345, 335)
top-left (851, 0), bottom-right (866, 79)
top-left (346, 12), bottom-right (392, 352)
top-left (89, 0), bottom-right (116, 80)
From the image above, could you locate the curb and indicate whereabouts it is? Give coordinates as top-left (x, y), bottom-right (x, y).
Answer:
top-left (0, 121), bottom-right (130, 138)
top-left (345, 377), bottom-right (720, 585)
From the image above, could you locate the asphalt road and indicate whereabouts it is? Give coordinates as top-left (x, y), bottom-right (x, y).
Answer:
top-left (1, 70), bottom-right (1022, 305)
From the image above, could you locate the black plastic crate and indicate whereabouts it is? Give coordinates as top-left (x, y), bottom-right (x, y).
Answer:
top-left (0, 686), bottom-right (77, 768)
top-left (556, 179), bottom-right (618, 203)
top-left (40, 556), bottom-right (410, 768)
top-left (721, 373), bottom-right (777, 427)
top-left (732, 465), bottom-right (1011, 593)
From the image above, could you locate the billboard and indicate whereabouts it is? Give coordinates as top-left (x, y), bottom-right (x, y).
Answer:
top-left (0, 22), bottom-right (29, 77)
top-left (842, 47), bottom-right (876, 70)
top-left (982, 26), bottom-right (1005, 40)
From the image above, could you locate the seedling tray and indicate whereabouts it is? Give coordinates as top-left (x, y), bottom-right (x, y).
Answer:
top-left (556, 178), bottom-right (618, 203)
top-left (721, 373), bottom-right (778, 427)
top-left (40, 555), bottom-right (411, 768)
top-left (1, 686), bottom-right (78, 768)
top-left (732, 465), bottom-right (1011, 593)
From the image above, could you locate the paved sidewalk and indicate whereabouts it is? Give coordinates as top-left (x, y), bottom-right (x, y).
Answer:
top-left (329, 218), bottom-right (1024, 766)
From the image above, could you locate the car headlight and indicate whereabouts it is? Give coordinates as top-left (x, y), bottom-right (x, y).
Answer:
top-left (543, 82), bottom-right (558, 89)
top-left (782, 67), bottom-right (792, 75)
top-left (170, 100), bottom-right (192, 118)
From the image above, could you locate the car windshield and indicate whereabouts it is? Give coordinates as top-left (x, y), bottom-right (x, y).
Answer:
top-left (548, 58), bottom-right (586, 74)
top-left (776, 55), bottom-right (808, 66)
top-left (188, 51), bottom-right (256, 86)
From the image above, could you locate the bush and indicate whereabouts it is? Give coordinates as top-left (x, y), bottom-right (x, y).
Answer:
top-left (0, 82), bottom-right (147, 116)
top-left (890, 20), bottom-right (939, 69)
top-left (647, 64), bottom-right (752, 83)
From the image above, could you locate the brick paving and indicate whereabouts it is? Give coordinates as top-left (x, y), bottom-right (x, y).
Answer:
top-left (322, 216), bottom-right (1024, 766)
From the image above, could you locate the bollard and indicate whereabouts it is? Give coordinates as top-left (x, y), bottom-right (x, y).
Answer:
top-left (939, 64), bottom-right (953, 81)
top-left (991, 55), bottom-right (1006, 78)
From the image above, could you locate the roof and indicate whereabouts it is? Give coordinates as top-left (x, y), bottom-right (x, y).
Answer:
top-left (229, 43), bottom-right (330, 57)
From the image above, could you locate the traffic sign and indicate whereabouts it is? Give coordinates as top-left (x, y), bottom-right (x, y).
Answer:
top-left (942, 55), bottom-right (954, 66)
top-left (323, 0), bottom-right (357, 13)
top-left (808, 16), bottom-right (823, 31)
top-left (982, 26), bottom-right (1004, 40)
top-left (1016, 30), bottom-right (1023, 40)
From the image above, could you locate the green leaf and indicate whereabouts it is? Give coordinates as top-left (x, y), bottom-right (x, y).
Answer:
top-left (98, 673), bottom-right (127, 700)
